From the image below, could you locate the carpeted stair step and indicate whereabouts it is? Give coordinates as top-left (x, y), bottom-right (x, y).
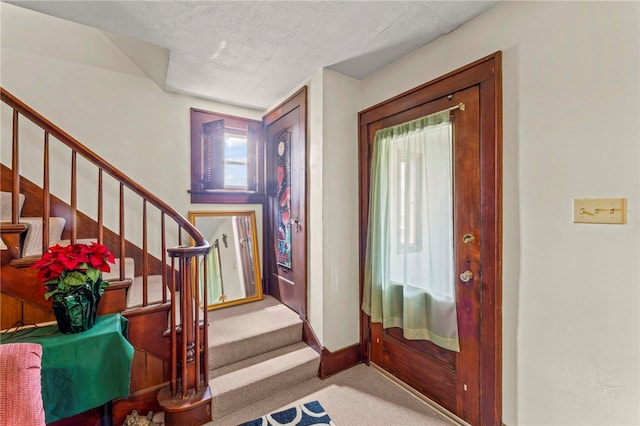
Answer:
top-left (126, 275), bottom-right (167, 308)
top-left (208, 295), bottom-right (302, 370)
top-left (103, 257), bottom-right (135, 282)
top-left (209, 341), bottom-right (320, 420)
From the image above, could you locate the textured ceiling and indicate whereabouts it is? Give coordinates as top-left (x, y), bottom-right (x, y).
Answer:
top-left (7, 1), bottom-right (498, 110)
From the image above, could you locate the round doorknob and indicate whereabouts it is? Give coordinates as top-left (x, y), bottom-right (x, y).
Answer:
top-left (459, 270), bottom-right (474, 283)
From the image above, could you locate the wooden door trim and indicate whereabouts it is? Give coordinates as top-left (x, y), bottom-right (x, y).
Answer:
top-left (263, 87), bottom-right (307, 127)
top-left (358, 52), bottom-right (502, 425)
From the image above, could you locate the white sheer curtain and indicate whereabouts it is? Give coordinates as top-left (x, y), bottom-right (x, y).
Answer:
top-left (362, 110), bottom-right (459, 352)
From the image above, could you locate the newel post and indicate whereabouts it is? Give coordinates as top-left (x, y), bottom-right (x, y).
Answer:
top-left (157, 246), bottom-right (211, 426)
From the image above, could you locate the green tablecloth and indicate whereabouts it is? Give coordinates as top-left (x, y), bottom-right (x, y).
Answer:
top-left (0, 313), bottom-right (133, 423)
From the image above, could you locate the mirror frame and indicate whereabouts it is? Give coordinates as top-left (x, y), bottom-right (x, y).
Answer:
top-left (189, 210), bottom-right (263, 310)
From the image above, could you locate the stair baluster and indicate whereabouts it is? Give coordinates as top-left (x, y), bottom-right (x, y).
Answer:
top-left (1, 87), bottom-right (212, 425)
top-left (42, 132), bottom-right (50, 254)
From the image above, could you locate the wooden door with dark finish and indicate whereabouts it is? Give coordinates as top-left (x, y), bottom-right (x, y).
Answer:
top-left (263, 87), bottom-right (308, 316)
top-left (359, 54), bottom-right (502, 425)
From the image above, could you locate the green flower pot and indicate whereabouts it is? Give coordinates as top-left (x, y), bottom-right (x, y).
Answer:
top-left (52, 285), bottom-right (101, 334)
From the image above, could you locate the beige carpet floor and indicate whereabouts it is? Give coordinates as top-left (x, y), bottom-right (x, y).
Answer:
top-left (211, 363), bottom-right (464, 426)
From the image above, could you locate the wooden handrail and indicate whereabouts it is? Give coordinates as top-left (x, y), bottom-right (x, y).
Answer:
top-left (0, 87), bottom-right (208, 249)
top-left (1, 87), bottom-right (212, 423)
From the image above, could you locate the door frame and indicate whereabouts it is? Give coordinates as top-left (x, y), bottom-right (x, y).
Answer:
top-left (358, 52), bottom-right (502, 425)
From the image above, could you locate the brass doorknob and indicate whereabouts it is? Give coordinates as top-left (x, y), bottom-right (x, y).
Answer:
top-left (459, 270), bottom-right (474, 283)
top-left (463, 234), bottom-right (475, 244)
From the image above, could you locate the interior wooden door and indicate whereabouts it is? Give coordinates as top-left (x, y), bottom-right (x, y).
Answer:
top-left (263, 87), bottom-right (307, 316)
top-left (359, 54), bottom-right (502, 425)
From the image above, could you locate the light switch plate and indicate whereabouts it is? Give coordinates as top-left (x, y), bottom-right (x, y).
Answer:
top-left (573, 198), bottom-right (626, 224)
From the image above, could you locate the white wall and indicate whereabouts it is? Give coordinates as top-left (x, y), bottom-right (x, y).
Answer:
top-left (306, 69), bottom-right (325, 344)
top-left (320, 69), bottom-right (361, 351)
top-left (0, 3), bottom-right (264, 256)
top-left (360, 2), bottom-right (639, 425)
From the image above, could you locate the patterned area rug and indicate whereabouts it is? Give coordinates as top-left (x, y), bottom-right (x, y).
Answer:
top-left (239, 400), bottom-right (335, 426)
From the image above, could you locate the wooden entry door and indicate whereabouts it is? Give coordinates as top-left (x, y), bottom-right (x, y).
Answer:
top-left (263, 87), bottom-right (308, 316)
top-left (359, 54), bottom-right (502, 425)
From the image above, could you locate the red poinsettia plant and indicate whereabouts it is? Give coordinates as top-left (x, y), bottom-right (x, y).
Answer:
top-left (32, 242), bottom-right (115, 302)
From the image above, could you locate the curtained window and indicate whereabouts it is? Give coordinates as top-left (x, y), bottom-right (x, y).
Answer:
top-left (362, 110), bottom-right (459, 352)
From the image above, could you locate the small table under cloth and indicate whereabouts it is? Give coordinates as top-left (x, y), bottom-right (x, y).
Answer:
top-left (0, 313), bottom-right (133, 424)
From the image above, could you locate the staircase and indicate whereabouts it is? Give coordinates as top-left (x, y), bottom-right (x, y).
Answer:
top-left (0, 86), bottom-right (210, 425)
top-left (208, 295), bottom-right (320, 420)
top-left (0, 87), bottom-right (322, 425)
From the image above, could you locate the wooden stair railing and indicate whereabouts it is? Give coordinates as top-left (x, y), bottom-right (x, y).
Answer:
top-left (1, 87), bottom-right (212, 425)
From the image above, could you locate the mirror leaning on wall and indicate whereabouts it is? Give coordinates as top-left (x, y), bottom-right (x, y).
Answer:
top-left (189, 210), bottom-right (263, 310)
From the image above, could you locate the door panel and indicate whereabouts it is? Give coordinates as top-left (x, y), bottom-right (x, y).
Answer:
top-left (368, 86), bottom-right (481, 422)
top-left (263, 88), bottom-right (307, 316)
top-left (385, 327), bottom-right (456, 369)
top-left (381, 323), bottom-right (458, 411)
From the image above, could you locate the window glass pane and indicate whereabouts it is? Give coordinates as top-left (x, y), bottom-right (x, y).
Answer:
top-left (224, 164), bottom-right (248, 188)
top-left (397, 150), bottom-right (422, 253)
top-left (225, 135), bottom-right (248, 188)
top-left (225, 135), bottom-right (247, 163)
